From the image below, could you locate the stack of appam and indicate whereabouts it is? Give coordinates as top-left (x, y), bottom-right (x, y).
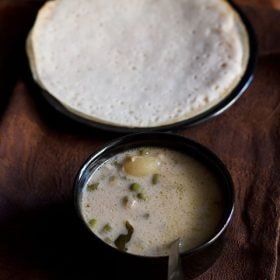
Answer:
top-left (27, 0), bottom-right (250, 128)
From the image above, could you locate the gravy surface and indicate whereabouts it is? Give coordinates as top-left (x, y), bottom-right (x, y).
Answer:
top-left (81, 147), bottom-right (224, 256)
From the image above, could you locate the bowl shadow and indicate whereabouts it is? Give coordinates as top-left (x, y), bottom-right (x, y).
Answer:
top-left (0, 200), bottom-right (168, 280)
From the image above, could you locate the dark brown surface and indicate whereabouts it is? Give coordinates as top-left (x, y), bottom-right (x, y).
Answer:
top-left (0, 0), bottom-right (279, 279)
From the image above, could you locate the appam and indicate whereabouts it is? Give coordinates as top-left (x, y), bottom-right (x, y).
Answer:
top-left (27, 0), bottom-right (255, 130)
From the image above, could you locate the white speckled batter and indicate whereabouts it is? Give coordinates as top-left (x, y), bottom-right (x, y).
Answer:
top-left (27, 0), bottom-right (249, 127)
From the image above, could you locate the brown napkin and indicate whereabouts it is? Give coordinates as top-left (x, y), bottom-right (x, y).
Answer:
top-left (0, 1), bottom-right (279, 279)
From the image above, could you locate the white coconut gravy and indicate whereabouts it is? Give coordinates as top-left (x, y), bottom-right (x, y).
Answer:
top-left (81, 147), bottom-right (224, 256)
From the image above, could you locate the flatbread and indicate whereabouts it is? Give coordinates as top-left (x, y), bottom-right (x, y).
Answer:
top-left (27, 0), bottom-right (249, 128)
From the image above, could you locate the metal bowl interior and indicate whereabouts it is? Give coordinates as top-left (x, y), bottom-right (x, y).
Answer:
top-left (35, 1), bottom-right (257, 134)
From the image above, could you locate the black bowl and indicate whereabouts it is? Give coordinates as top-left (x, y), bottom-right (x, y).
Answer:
top-left (74, 132), bottom-right (234, 279)
top-left (33, 0), bottom-right (257, 134)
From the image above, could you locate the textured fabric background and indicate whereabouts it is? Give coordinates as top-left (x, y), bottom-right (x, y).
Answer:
top-left (0, 0), bottom-right (279, 279)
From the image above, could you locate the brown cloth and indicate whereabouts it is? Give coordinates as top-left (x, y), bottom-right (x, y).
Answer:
top-left (0, 0), bottom-right (279, 279)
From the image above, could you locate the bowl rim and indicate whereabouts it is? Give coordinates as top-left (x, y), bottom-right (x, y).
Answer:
top-left (35, 0), bottom-right (257, 134)
top-left (73, 132), bottom-right (235, 260)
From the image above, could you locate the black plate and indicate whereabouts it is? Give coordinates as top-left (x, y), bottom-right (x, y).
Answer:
top-left (36, 0), bottom-right (257, 134)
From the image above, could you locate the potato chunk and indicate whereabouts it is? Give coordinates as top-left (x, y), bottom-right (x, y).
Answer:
top-left (123, 156), bottom-right (160, 177)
